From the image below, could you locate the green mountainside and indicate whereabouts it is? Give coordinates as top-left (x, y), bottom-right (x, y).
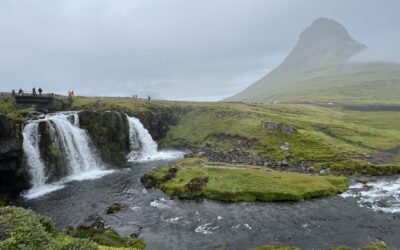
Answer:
top-left (225, 18), bottom-right (400, 104)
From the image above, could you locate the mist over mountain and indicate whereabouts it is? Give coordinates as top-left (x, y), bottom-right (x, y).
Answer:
top-left (226, 18), bottom-right (400, 104)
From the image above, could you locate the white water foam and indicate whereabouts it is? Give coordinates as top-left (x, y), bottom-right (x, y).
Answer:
top-left (23, 183), bottom-right (66, 199)
top-left (195, 223), bottom-right (220, 234)
top-left (22, 112), bottom-right (113, 199)
top-left (126, 115), bottom-right (184, 162)
top-left (341, 177), bottom-right (400, 213)
top-left (150, 197), bottom-right (172, 209)
top-left (165, 217), bottom-right (183, 223)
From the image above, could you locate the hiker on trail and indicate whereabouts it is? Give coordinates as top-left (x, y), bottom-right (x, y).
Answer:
top-left (38, 88), bottom-right (43, 95)
top-left (148, 95), bottom-right (151, 103)
top-left (71, 90), bottom-right (75, 97)
top-left (32, 88), bottom-right (37, 96)
top-left (18, 89), bottom-right (23, 95)
top-left (68, 90), bottom-right (71, 97)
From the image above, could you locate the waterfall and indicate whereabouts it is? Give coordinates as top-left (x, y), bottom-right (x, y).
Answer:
top-left (47, 113), bottom-right (99, 174)
top-left (22, 111), bottom-right (182, 199)
top-left (126, 115), bottom-right (184, 162)
top-left (22, 112), bottom-right (112, 199)
top-left (22, 123), bottom-right (47, 188)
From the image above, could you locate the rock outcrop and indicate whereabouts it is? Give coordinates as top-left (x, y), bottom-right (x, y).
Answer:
top-left (260, 121), bottom-right (297, 135)
top-left (0, 115), bottom-right (28, 193)
top-left (78, 111), bottom-right (131, 165)
top-left (37, 121), bottom-right (67, 182)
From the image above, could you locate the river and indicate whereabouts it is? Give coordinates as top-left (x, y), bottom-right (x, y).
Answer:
top-left (16, 160), bottom-right (400, 250)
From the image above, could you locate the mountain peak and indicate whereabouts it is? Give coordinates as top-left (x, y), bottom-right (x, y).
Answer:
top-left (276, 18), bottom-right (367, 72)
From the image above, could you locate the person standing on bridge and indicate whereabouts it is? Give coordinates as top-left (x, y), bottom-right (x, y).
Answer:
top-left (32, 87), bottom-right (37, 96)
top-left (38, 88), bottom-right (42, 96)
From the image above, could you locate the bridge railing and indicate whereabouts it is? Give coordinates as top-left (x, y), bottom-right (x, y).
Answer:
top-left (9, 90), bottom-right (54, 98)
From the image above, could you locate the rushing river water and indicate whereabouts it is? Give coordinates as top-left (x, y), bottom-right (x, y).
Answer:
top-left (16, 160), bottom-right (400, 250)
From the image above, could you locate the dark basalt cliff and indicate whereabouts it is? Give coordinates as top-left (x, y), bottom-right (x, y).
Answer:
top-left (0, 115), bottom-right (28, 194)
top-left (37, 121), bottom-right (68, 182)
top-left (78, 111), bottom-right (131, 165)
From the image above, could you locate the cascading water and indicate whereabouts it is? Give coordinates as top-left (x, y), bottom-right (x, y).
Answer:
top-left (341, 177), bottom-right (400, 213)
top-left (22, 123), bottom-right (47, 190)
top-left (47, 113), bottom-right (98, 175)
top-left (126, 115), bottom-right (184, 162)
top-left (22, 112), bottom-right (182, 199)
top-left (22, 112), bottom-right (112, 199)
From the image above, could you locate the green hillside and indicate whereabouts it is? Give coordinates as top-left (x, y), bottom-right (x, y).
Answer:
top-left (225, 18), bottom-right (400, 104)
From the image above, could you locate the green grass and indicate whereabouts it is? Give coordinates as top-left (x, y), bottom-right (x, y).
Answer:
top-left (146, 157), bottom-right (348, 202)
top-left (0, 206), bottom-right (143, 250)
top-left (160, 103), bottom-right (400, 175)
top-left (227, 62), bottom-right (400, 105)
top-left (68, 96), bottom-right (400, 176)
top-left (0, 206), bottom-right (97, 249)
top-left (67, 227), bottom-right (144, 250)
top-left (0, 96), bottom-right (22, 121)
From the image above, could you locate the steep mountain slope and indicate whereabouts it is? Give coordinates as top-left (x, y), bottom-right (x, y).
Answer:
top-left (226, 18), bottom-right (400, 104)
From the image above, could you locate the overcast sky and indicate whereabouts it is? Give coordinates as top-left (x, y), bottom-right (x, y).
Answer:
top-left (0, 0), bottom-right (399, 100)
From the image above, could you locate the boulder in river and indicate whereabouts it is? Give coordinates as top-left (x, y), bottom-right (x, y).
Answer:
top-left (78, 214), bottom-right (106, 230)
top-left (107, 203), bottom-right (124, 214)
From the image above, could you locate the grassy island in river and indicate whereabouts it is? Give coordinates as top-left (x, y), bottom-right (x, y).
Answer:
top-left (142, 157), bottom-right (349, 202)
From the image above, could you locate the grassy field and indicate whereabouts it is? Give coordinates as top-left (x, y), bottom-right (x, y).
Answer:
top-left (144, 157), bottom-right (348, 202)
top-left (227, 62), bottom-right (400, 105)
top-left (68, 96), bottom-right (400, 176)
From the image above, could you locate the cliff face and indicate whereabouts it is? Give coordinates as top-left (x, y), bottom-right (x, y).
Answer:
top-left (37, 121), bottom-right (68, 182)
top-left (78, 111), bottom-right (131, 165)
top-left (128, 107), bottom-right (179, 141)
top-left (0, 115), bottom-right (28, 193)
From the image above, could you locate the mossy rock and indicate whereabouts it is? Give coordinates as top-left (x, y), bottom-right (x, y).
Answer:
top-left (106, 203), bottom-right (124, 214)
top-left (66, 226), bottom-right (144, 250)
top-left (38, 120), bottom-right (67, 182)
top-left (78, 111), bottom-right (131, 165)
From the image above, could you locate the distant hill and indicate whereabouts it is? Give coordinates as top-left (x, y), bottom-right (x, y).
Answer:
top-left (225, 18), bottom-right (400, 104)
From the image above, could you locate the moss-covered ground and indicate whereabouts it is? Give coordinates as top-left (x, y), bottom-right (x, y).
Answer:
top-left (252, 241), bottom-right (394, 250)
top-left (145, 157), bottom-right (348, 202)
top-left (0, 96), bottom-right (22, 121)
top-left (0, 206), bottom-right (144, 250)
top-left (68, 96), bottom-right (400, 175)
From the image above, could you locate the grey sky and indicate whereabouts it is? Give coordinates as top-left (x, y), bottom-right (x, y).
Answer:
top-left (0, 0), bottom-right (399, 100)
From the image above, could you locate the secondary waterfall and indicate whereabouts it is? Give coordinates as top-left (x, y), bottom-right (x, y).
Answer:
top-left (22, 112), bottom-right (112, 199)
top-left (126, 115), bottom-right (184, 162)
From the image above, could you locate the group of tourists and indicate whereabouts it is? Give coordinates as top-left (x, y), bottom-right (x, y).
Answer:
top-left (12, 87), bottom-right (43, 96)
top-left (132, 93), bottom-right (152, 103)
top-left (68, 90), bottom-right (75, 97)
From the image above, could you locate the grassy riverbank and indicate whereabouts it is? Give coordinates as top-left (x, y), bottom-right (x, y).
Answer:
top-left (142, 157), bottom-right (348, 202)
top-left (0, 206), bottom-right (144, 250)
